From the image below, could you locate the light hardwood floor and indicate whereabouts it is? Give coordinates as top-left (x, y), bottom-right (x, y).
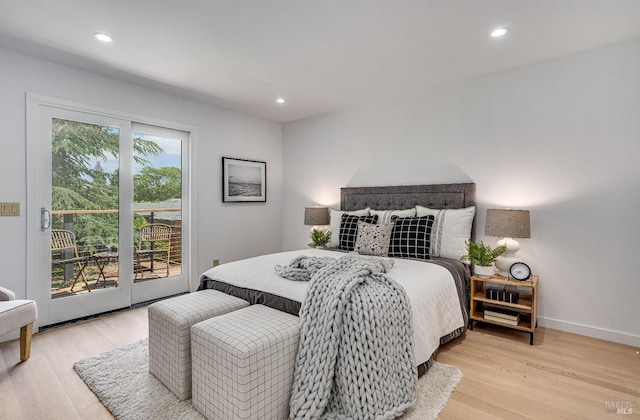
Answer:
top-left (1, 307), bottom-right (638, 419)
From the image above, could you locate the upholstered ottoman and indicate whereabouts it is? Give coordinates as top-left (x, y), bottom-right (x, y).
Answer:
top-left (191, 304), bottom-right (300, 420)
top-left (148, 290), bottom-right (249, 400)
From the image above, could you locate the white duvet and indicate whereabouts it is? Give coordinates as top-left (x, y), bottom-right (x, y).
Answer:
top-left (200, 249), bottom-right (464, 365)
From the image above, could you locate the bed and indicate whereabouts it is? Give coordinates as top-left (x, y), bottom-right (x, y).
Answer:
top-left (198, 183), bottom-right (475, 372)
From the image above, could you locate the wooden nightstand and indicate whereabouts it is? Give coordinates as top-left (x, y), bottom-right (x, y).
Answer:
top-left (469, 274), bottom-right (538, 344)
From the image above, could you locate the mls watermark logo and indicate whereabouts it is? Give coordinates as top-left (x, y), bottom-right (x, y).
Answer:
top-left (605, 400), bottom-right (633, 415)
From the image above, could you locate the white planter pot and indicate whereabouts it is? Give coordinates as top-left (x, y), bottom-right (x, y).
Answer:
top-left (474, 264), bottom-right (496, 278)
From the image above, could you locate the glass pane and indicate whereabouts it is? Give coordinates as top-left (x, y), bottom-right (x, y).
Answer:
top-left (51, 118), bottom-right (120, 298)
top-left (133, 131), bottom-right (182, 282)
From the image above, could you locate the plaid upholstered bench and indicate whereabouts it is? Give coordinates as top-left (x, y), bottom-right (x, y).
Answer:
top-left (191, 304), bottom-right (300, 420)
top-left (148, 290), bottom-right (249, 400)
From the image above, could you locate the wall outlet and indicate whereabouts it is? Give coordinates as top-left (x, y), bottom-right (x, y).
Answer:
top-left (0, 202), bottom-right (20, 216)
top-left (213, 259), bottom-right (220, 267)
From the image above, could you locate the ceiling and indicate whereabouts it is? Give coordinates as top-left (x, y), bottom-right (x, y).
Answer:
top-left (1, 1), bottom-right (639, 123)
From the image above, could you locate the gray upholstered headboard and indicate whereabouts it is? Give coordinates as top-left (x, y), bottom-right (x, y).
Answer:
top-left (341, 183), bottom-right (476, 211)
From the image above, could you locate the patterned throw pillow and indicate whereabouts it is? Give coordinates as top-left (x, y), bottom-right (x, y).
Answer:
top-left (329, 208), bottom-right (370, 247)
top-left (388, 215), bottom-right (434, 259)
top-left (354, 221), bottom-right (394, 256)
top-left (338, 214), bottom-right (378, 251)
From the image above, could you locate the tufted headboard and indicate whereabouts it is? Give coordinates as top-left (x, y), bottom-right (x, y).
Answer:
top-left (340, 183), bottom-right (476, 212)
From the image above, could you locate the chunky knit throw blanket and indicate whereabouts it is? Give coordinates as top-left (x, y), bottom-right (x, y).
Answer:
top-left (276, 254), bottom-right (418, 420)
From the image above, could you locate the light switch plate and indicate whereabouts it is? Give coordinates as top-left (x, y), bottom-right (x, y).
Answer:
top-left (1, 202), bottom-right (20, 216)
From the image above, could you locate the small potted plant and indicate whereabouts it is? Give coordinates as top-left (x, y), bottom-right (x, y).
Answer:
top-left (309, 226), bottom-right (331, 248)
top-left (461, 240), bottom-right (507, 277)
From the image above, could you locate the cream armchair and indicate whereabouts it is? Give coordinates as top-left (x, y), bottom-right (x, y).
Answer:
top-left (0, 287), bottom-right (37, 361)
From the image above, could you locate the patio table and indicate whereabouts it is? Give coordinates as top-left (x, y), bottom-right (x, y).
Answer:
top-left (92, 252), bottom-right (118, 289)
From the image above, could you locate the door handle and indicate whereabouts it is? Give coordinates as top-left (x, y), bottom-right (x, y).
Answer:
top-left (41, 207), bottom-right (51, 231)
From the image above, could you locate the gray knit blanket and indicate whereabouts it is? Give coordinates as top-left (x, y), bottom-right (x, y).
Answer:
top-left (276, 254), bottom-right (418, 420)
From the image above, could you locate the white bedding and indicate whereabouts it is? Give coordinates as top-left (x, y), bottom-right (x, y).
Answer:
top-left (200, 249), bottom-right (464, 365)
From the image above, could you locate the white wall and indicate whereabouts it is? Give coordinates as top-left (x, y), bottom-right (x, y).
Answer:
top-left (0, 46), bottom-right (283, 301)
top-left (283, 39), bottom-right (640, 346)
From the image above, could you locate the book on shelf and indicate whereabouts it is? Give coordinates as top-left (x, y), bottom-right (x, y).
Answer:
top-left (484, 307), bottom-right (520, 322)
top-left (485, 287), bottom-right (519, 304)
top-left (484, 313), bottom-right (519, 326)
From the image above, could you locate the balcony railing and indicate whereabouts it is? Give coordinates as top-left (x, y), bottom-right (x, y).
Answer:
top-left (52, 207), bottom-right (182, 257)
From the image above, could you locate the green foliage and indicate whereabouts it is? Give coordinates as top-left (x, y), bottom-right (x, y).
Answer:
top-left (52, 118), bottom-right (162, 192)
top-left (51, 118), bottom-right (179, 251)
top-left (52, 119), bottom-right (119, 191)
top-left (309, 227), bottom-right (331, 247)
top-left (134, 215), bottom-right (148, 230)
top-left (52, 186), bottom-right (96, 210)
top-left (461, 240), bottom-right (507, 267)
top-left (134, 167), bottom-right (182, 202)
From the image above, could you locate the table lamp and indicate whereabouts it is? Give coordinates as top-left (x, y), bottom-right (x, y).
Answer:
top-left (304, 206), bottom-right (330, 226)
top-left (485, 209), bottom-right (531, 277)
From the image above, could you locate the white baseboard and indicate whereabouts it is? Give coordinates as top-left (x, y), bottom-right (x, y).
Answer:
top-left (539, 316), bottom-right (640, 348)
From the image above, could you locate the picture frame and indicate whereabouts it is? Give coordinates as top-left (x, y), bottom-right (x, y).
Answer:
top-left (222, 157), bottom-right (267, 202)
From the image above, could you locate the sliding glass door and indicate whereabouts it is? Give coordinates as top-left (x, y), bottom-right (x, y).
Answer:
top-left (29, 97), bottom-right (190, 326)
top-left (131, 123), bottom-right (189, 304)
top-left (39, 108), bottom-right (132, 323)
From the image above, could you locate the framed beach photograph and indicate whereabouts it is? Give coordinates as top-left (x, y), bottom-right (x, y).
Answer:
top-left (222, 157), bottom-right (267, 202)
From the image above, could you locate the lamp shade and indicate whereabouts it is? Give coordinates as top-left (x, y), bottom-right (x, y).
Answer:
top-left (304, 206), bottom-right (330, 226)
top-left (485, 209), bottom-right (531, 238)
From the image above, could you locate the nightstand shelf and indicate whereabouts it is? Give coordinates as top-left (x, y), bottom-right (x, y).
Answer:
top-left (469, 274), bottom-right (538, 344)
top-left (472, 293), bottom-right (533, 310)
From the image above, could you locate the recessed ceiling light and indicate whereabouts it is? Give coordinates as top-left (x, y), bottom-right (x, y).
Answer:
top-left (94, 32), bottom-right (114, 43)
top-left (276, 98), bottom-right (286, 104)
top-left (491, 28), bottom-right (509, 38)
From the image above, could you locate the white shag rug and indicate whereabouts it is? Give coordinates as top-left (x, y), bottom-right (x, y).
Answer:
top-left (74, 339), bottom-right (462, 420)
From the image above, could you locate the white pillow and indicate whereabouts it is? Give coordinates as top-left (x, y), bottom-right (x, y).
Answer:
top-left (369, 208), bottom-right (416, 224)
top-left (415, 205), bottom-right (475, 260)
top-left (329, 207), bottom-right (370, 247)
